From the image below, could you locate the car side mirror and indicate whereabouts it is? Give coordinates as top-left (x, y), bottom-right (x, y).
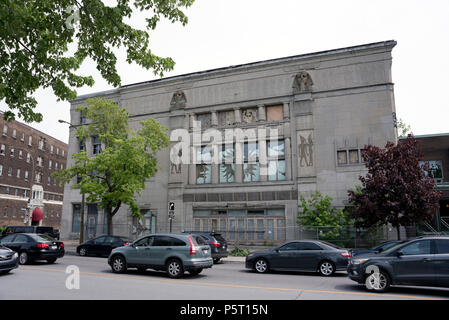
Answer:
top-left (396, 250), bottom-right (403, 257)
top-left (377, 248), bottom-right (383, 253)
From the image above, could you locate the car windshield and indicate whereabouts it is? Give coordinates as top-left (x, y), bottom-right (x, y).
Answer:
top-left (30, 234), bottom-right (56, 242)
top-left (119, 237), bottom-right (132, 242)
top-left (381, 240), bottom-right (408, 254)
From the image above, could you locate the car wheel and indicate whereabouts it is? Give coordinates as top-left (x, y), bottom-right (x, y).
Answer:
top-left (79, 247), bottom-right (87, 256)
top-left (365, 269), bottom-right (391, 292)
top-left (111, 255), bottom-right (127, 274)
top-left (166, 259), bottom-right (184, 279)
top-left (19, 251), bottom-right (29, 265)
top-left (189, 268), bottom-right (203, 276)
top-left (47, 258), bottom-right (57, 264)
top-left (0, 270), bottom-right (11, 275)
top-left (213, 258), bottom-right (221, 264)
top-left (318, 261), bottom-right (335, 276)
top-left (254, 258), bottom-right (269, 274)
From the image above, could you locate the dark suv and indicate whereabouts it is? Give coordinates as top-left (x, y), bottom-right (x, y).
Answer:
top-left (184, 232), bottom-right (228, 263)
top-left (348, 236), bottom-right (449, 292)
top-left (2, 226), bottom-right (60, 240)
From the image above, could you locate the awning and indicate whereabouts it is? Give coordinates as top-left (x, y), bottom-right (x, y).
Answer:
top-left (32, 208), bottom-right (44, 222)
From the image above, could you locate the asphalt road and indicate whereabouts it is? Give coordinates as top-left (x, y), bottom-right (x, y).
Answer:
top-left (1, 255), bottom-right (449, 300)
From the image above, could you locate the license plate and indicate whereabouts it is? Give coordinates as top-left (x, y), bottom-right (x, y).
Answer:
top-left (51, 246), bottom-right (57, 250)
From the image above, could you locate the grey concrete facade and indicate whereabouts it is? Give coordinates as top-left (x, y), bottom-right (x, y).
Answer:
top-left (61, 40), bottom-right (398, 243)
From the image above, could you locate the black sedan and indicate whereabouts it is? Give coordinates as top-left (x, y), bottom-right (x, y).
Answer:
top-left (0, 245), bottom-right (19, 274)
top-left (348, 236), bottom-right (449, 292)
top-left (245, 240), bottom-right (352, 276)
top-left (0, 233), bottom-right (64, 264)
top-left (77, 235), bottom-right (131, 257)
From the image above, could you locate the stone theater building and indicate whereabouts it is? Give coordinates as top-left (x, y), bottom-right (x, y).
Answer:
top-left (0, 113), bottom-right (68, 229)
top-left (61, 40), bottom-right (398, 243)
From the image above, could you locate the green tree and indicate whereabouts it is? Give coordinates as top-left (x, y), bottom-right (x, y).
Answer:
top-left (54, 98), bottom-right (169, 235)
top-left (0, 0), bottom-right (194, 122)
top-left (397, 118), bottom-right (412, 137)
top-left (297, 191), bottom-right (352, 245)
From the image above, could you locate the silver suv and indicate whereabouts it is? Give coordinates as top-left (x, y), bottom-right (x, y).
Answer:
top-left (108, 233), bottom-right (213, 278)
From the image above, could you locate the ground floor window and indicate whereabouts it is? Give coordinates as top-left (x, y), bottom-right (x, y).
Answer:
top-left (192, 208), bottom-right (286, 243)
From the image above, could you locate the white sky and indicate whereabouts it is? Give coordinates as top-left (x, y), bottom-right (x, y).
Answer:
top-left (2, 0), bottom-right (449, 143)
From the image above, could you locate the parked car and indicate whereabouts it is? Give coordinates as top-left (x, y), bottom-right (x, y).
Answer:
top-left (108, 233), bottom-right (213, 278)
top-left (1, 226), bottom-right (60, 240)
top-left (352, 240), bottom-right (402, 257)
top-left (348, 236), bottom-right (449, 292)
top-left (0, 245), bottom-right (19, 274)
top-left (0, 233), bottom-right (65, 264)
top-left (77, 235), bottom-right (132, 257)
top-left (245, 240), bottom-right (352, 276)
top-left (183, 231), bottom-right (228, 263)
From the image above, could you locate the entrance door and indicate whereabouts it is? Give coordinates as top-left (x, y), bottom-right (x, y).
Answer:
top-left (87, 216), bottom-right (97, 239)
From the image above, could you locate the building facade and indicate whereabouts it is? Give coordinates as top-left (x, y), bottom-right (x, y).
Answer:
top-left (0, 114), bottom-right (68, 229)
top-left (414, 133), bottom-right (449, 231)
top-left (61, 41), bottom-right (398, 243)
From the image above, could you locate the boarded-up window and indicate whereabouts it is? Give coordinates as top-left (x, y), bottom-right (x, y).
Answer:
top-left (349, 150), bottom-right (359, 163)
top-left (266, 105), bottom-right (283, 121)
top-left (196, 113), bottom-right (212, 128)
top-left (218, 110), bottom-right (234, 126)
top-left (337, 151), bottom-right (347, 165)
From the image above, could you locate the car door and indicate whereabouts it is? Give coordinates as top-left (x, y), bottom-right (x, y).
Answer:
top-left (391, 239), bottom-right (436, 286)
top-left (432, 239), bottom-right (449, 287)
top-left (11, 234), bottom-right (30, 254)
top-left (270, 242), bottom-right (301, 269)
top-left (100, 236), bottom-right (117, 256)
top-left (128, 236), bottom-right (152, 265)
top-left (91, 236), bottom-right (107, 255)
top-left (296, 241), bottom-right (324, 271)
top-left (0, 234), bottom-right (17, 251)
top-left (148, 236), bottom-right (172, 267)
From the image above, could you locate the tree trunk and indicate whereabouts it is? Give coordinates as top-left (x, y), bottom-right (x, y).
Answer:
top-left (396, 225), bottom-right (401, 240)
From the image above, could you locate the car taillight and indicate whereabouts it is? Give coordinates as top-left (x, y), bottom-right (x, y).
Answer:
top-left (188, 236), bottom-right (197, 255)
top-left (341, 252), bottom-right (352, 258)
top-left (37, 243), bottom-right (49, 249)
top-left (210, 241), bottom-right (220, 248)
top-left (124, 242), bottom-right (129, 246)
top-left (60, 243), bottom-right (64, 248)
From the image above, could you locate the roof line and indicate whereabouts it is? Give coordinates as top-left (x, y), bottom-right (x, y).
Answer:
top-left (73, 40), bottom-right (396, 101)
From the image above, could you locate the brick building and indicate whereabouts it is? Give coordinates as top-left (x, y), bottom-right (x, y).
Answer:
top-left (0, 113), bottom-right (68, 230)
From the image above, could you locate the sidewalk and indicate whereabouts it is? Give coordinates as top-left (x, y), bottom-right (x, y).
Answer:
top-left (62, 240), bottom-right (247, 263)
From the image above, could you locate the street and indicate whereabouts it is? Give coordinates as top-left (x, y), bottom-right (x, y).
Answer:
top-left (1, 255), bottom-right (449, 300)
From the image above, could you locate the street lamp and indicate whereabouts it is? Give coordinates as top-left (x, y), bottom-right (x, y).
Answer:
top-left (59, 119), bottom-right (86, 245)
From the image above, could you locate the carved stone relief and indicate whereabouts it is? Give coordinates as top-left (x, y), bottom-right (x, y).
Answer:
top-left (170, 90), bottom-right (187, 109)
top-left (293, 71), bottom-right (314, 93)
top-left (298, 131), bottom-right (314, 167)
top-left (241, 108), bottom-right (258, 123)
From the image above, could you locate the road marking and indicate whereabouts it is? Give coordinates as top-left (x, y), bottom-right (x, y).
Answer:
top-left (21, 265), bottom-right (446, 300)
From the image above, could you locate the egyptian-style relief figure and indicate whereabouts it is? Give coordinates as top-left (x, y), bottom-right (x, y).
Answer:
top-left (241, 108), bottom-right (258, 123)
top-left (298, 133), bottom-right (313, 167)
top-left (170, 90), bottom-right (187, 109)
top-left (170, 148), bottom-right (182, 174)
top-left (293, 71), bottom-right (314, 93)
